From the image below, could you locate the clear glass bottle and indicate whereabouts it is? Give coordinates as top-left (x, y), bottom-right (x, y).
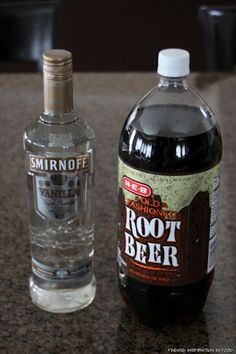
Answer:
top-left (118, 49), bottom-right (222, 324)
top-left (23, 50), bottom-right (96, 313)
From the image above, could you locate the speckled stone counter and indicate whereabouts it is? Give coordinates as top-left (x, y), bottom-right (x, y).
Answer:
top-left (0, 73), bottom-right (235, 354)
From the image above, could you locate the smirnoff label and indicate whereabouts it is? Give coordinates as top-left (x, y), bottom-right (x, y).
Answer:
top-left (29, 154), bottom-right (90, 173)
top-left (28, 153), bottom-right (91, 220)
top-left (118, 158), bottom-right (221, 287)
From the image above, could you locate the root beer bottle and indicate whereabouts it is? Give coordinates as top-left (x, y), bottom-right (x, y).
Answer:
top-left (117, 49), bottom-right (222, 324)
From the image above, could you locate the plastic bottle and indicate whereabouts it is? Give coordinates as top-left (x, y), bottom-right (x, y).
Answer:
top-left (117, 48), bottom-right (222, 324)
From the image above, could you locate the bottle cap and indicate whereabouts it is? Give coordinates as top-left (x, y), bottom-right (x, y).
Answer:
top-left (157, 49), bottom-right (190, 77)
top-left (43, 49), bottom-right (72, 81)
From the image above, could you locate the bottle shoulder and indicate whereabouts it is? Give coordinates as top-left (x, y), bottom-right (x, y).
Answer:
top-left (125, 81), bottom-right (217, 138)
top-left (23, 116), bottom-right (95, 152)
top-left (119, 84), bottom-right (222, 173)
top-left (136, 80), bottom-right (213, 108)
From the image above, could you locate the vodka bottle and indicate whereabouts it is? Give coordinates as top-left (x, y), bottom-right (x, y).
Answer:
top-left (23, 50), bottom-right (96, 313)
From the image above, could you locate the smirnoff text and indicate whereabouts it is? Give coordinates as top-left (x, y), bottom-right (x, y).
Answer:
top-left (29, 154), bottom-right (89, 173)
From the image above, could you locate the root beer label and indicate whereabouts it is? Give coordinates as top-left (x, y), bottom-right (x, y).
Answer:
top-left (28, 153), bottom-right (91, 220)
top-left (118, 158), bottom-right (221, 286)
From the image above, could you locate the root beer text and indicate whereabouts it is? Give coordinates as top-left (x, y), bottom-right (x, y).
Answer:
top-left (124, 206), bottom-right (181, 267)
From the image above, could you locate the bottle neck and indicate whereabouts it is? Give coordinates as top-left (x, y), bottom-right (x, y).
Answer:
top-left (43, 76), bottom-right (74, 116)
top-left (158, 75), bottom-right (189, 89)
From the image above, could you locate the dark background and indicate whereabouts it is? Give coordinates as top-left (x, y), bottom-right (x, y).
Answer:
top-left (0, 0), bottom-right (235, 71)
top-left (58, 0), bottom-right (235, 71)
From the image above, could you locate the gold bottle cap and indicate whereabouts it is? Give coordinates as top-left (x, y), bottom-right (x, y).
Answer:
top-left (43, 49), bottom-right (72, 81)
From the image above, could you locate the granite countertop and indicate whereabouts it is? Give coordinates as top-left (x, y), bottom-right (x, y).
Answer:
top-left (0, 73), bottom-right (235, 354)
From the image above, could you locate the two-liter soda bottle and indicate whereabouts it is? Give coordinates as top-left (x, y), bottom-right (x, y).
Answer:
top-left (117, 49), bottom-right (222, 323)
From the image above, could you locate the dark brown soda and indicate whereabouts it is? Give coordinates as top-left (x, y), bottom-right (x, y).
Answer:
top-left (118, 104), bottom-right (222, 324)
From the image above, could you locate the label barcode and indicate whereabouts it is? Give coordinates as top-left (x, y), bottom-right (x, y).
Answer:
top-left (208, 236), bottom-right (217, 272)
top-left (207, 171), bottom-right (221, 273)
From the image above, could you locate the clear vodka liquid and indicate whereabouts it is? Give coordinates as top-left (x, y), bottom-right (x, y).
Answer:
top-left (23, 50), bottom-right (96, 313)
